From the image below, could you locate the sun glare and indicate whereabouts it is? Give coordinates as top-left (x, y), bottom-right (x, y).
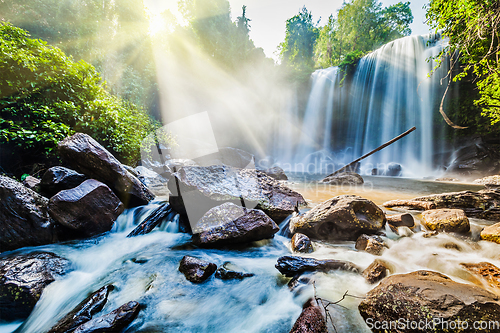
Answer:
top-left (149, 14), bottom-right (165, 35)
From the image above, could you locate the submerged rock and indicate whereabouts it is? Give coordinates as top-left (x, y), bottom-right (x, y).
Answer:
top-left (0, 175), bottom-right (59, 251)
top-left (179, 256), bottom-right (217, 283)
top-left (215, 262), bottom-right (254, 280)
top-left (320, 172), bottom-right (363, 185)
top-left (290, 298), bottom-right (327, 333)
top-left (192, 202), bottom-right (279, 247)
top-left (48, 285), bottom-right (114, 333)
top-left (48, 179), bottom-right (124, 238)
top-left (421, 209), bottom-right (470, 234)
top-left (358, 270), bottom-right (500, 332)
top-left (0, 252), bottom-right (71, 320)
top-left (384, 163), bottom-right (402, 177)
top-left (40, 166), bottom-right (88, 198)
top-left (355, 234), bottom-right (387, 256)
top-left (275, 256), bottom-right (360, 277)
top-left (383, 188), bottom-right (500, 220)
top-left (58, 133), bottom-right (154, 207)
top-left (481, 222), bottom-right (500, 244)
top-left (291, 233), bottom-right (314, 253)
top-left (167, 165), bottom-right (306, 226)
top-left (289, 195), bottom-right (385, 241)
top-left (72, 301), bottom-right (140, 333)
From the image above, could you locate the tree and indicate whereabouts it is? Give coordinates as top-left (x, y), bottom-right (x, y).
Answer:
top-left (278, 6), bottom-right (319, 72)
top-left (426, 0), bottom-right (500, 126)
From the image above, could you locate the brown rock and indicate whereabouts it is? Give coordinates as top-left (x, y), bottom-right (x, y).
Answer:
top-left (58, 133), bottom-right (154, 207)
top-left (461, 262), bottom-right (500, 293)
top-left (421, 209), bottom-right (470, 233)
top-left (291, 233), bottom-right (314, 253)
top-left (290, 299), bottom-right (327, 333)
top-left (386, 213), bottom-right (414, 228)
top-left (358, 270), bottom-right (500, 332)
top-left (290, 195), bottom-right (385, 241)
top-left (355, 234), bottom-right (386, 255)
top-left (179, 256), bottom-right (217, 283)
top-left (363, 259), bottom-right (389, 284)
top-left (320, 172), bottom-right (363, 185)
top-left (481, 222), bottom-right (500, 244)
top-left (48, 179), bottom-right (124, 238)
top-left (191, 202), bottom-right (279, 247)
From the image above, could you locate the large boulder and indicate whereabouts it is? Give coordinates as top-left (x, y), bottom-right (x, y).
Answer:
top-left (58, 133), bottom-right (154, 207)
top-left (0, 252), bottom-right (71, 320)
top-left (259, 166), bottom-right (288, 180)
top-left (48, 179), bottom-right (124, 238)
top-left (191, 202), bottom-right (279, 247)
top-left (383, 188), bottom-right (500, 220)
top-left (480, 222), bottom-right (500, 244)
top-left (40, 166), bottom-right (88, 198)
top-left (179, 256), bottom-right (217, 283)
top-left (320, 172), bottom-right (363, 185)
top-left (72, 301), bottom-right (140, 333)
top-left (290, 298), bottom-right (327, 333)
top-left (421, 209), bottom-right (470, 234)
top-left (289, 195), bottom-right (385, 241)
top-left (167, 165), bottom-right (306, 226)
top-left (445, 141), bottom-right (500, 179)
top-left (0, 175), bottom-right (59, 251)
top-left (275, 256), bottom-right (360, 277)
top-left (358, 270), bottom-right (500, 332)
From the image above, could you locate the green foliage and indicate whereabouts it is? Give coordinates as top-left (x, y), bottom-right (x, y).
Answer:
top-left (426, 0), bottom-right (500, 128)
top-left (0, 23), bottom-right (157, 166)
top-left (314, 0), bottom-right (413, 68)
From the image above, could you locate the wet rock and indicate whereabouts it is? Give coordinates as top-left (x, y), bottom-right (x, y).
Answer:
top-left (72, 301), bottom-right (140, 333)
top-left (167, 165), bottom-right (306, 226)
top-left (0, 252), bottom-right (71, 320)
top-left (481, 222), bottom-right (500, 244)
top-left (355, 234), bottom-right (387, 256)
top-left (289, 195), bottom-right (385, 241)
top-left (461, 262), bottom-right (500, 293)
top-left (40, 166), bottom-right (88, 198)
top-left (0, 175), bottom-right (59, 251)
top-left (191, 202), bottom-right (279, 247)
top-left (358, 270), bottom-right (500, 332)
top-left (291, 233), bottom-right (314, 253)
top-left (383, 189), bottom-right (500, 220)
top-left (473, 175), bottom-right (500, 186)
top-left (48, 179), bottom-right (124, 238)
top-left (423, 230), bottom-right (439, 238)
top-left (22, 175), bottom-right (40, 191)
top-left (363, 259), bottom-right (390, 284)
top-left (275, 256), bottom-right (360, 278)
top-left (290, 298), bottom-right (327, 333)
top-left (421, 209), bottom-right (470, 234)
top-left (215, 262), bottom-right (254, 280)
top-left (288, 273), bottom-right (314, 293)
top-left (127, 203), bottom-right (173, 237)
top-left (58, 133), bottom-right (154, 207)
top-left (435, 177), bottom-right (459, 182)
top-left (179, 256), bottom-right (217, 283)
top-left (48, 285), bottom-right (114, 333)
top-left (320, 172), bottom-right (363, 185)
top-left (386, 213), bottom-right (414, 229)
top-left (384, 163), bottom-right (402, 177)
top-left (259, 166), bottom-right (288, 180)
top-left (194, 147), bottom-right (255, 169)
top-left (134, 166), bottom-right (169, 197)
top-left (445, 141), bottom-right (500, 179)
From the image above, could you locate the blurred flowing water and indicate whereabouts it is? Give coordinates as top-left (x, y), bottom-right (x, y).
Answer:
top-left (2, 178), bottom-right (499, 333)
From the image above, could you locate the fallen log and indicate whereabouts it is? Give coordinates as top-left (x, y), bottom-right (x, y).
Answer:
top-left (127, 202), bottom-right (173, 237)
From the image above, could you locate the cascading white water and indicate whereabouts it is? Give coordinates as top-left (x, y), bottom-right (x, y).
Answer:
top-left (275, 33), bottom-right (452, 177)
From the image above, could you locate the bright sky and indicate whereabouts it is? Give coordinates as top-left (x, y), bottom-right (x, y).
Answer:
top-left (144, 0), bottom-right (431, 60)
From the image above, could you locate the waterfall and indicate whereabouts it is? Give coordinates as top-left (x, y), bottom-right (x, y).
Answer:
top-left (275, 33), bottom-right (452, 177)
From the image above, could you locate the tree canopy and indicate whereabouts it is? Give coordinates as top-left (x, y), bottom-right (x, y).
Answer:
top-left (426, 0), bottom-right (500, 126)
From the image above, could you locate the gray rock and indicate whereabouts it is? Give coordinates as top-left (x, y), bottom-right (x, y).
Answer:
top-left (179, 256), bottom-right (217, 283)
top-left (40, 166), bottom-right (88, 197)
top-left (72, 301), bottom-right (140, 333)
top-left (0, 252), bottom-right (71, 320)
top-left (290, 195), bottom-right (385, 241)
top-left (48, 179), bottom-right (124, 238)
top-left (58, 133), bottom-right (154, 207)
top-left (22, 175), bottom-right (40, 191)
top-left (192, 202), bottom-right (279, 247)
top-left (320, 172), bottom-right (363, 185)
top-left (275, 256), bottom-right (360, 277)
top-left (384, 163), bottom-right (402, 177)
top-left (194, 147), bottom-right (255, 169)
top-left (258, 166), bottom-right (288, 180)
top-left (0, 175), bottom-right (59, 251)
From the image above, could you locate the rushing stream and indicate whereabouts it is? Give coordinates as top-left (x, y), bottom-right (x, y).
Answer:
top-left (2, 177), bottom-right (499, 333)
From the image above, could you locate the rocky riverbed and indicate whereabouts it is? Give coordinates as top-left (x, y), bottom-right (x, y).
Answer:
top-left (1, 133), bottom-right (500, 333)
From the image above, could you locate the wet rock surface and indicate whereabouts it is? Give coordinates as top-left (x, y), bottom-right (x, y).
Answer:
top-left (192, 202), bottom-right (279, 247)
top-left (358, 270), bottom-right (500, 332)
top-left (48, 179), bottom-right (124, 238)
top-left (58, 133), bottom-right (154, 207)
top-left (385, 213), bottom-right (414, 229)
top-left (72, 301), bottom-right (140, 333)
top-left (40, 166), bottom-right (88, 198)
top-left (461, 262), bottom-right (500, 293)
top-left (481, 222), bottom-right (500, 244)
top-left (0, 175), bottom-right (59, 251)
top-left (363, 259), bottom-right (390, 284)
top-left (275, 256), bottom-right (360, 277)
top-left (48, 285), bottom-right (114, 333)
top-left (290, 195), bottom-right (385, 241)
top-left (290, 298), bottom-right (327, 333)
top-left (383, 188), bottom-right (500, 220)
top-left (291, 233), bottom-right (313, 253)
top-left (215, 262), bottom-right (254, 280)
top-left (421, 208), bottom-right (470, 234)
top-left (355, 234), bottom-right (387, 255)
top-left (320, 172), bottom-right (363, 185)
top-left (167, 165), bottom-right (306, 225)
top-left (0, 252), bottom-right (71, 320)
top-left (179, 255), bottom-right (217, 283)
